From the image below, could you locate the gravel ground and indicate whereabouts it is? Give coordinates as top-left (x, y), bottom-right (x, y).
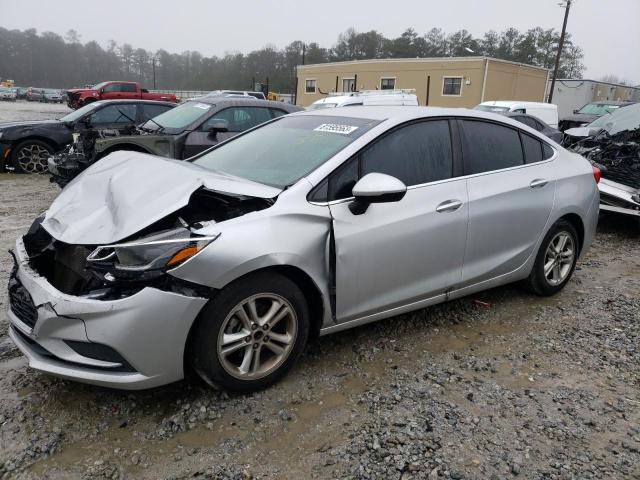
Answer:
top-left (0, 103), bottom-right (639, 479)
top-left (0, 101), bottom-right (71, 123)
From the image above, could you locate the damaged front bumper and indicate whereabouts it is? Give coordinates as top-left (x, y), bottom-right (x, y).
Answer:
top-left (7, 237), bottom-right (208, 390)
top-left (598, 178), bottom-right (640, 217)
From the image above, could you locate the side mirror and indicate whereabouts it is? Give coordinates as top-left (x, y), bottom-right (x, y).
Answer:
top-left (207, 120), bottom-right (229, 135)
top-left (573, 109), bottom-right (579, 114)
top-left (349, 173), bottom-right (407, 215)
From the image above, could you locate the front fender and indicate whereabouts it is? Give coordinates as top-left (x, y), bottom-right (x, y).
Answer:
top-left (168, 207), bottom-right (333, 327)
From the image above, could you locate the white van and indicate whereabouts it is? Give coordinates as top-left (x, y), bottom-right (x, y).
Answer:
top-left (474, 101), bottom-right (559, 128)
top-left (308, 89), bottom-right (419, 110)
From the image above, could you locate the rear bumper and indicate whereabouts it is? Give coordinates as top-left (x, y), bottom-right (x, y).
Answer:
top-left (7, 237), bottom-right (208, 390)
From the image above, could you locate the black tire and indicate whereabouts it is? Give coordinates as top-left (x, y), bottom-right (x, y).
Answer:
top-left (11, 139), bottom-right (54, 174)
top-left (525, 219), bottom-right (579, 296)
top-left (189, 272), bottom-right (310, 392)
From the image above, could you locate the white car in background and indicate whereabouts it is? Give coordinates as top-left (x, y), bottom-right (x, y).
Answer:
top-left (308, 89), bottom-right (419, 110)
top-left (0, 87), bottom-right (17, 101)
top-left (475, 101), bottom-right (559, 128)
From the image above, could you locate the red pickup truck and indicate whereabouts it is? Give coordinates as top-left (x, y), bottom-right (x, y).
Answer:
top-left (66, 81), bottom-right (178, 109)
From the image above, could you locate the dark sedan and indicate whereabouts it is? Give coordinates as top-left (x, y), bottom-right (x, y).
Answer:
top-left (558, 101), bottom-right (636, 132)
top-left (0, 100), bottom-right (176, 173)
top-left (500, 112), bottom-right (563, 143)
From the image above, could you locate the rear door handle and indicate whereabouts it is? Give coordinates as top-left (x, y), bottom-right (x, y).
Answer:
top-left (436, 199), bottom-right (463, 213)
top-left (530, 179), bottom-right (548, 189)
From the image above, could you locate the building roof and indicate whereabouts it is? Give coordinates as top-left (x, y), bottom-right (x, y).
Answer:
top-left (556, 79), bottom-right (640, 90)
top-left (297, 56), bottom-right (549, 72)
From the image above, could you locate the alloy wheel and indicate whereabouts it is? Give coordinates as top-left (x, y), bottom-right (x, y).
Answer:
top-left (16, 144), bottom-right (51, 173)
top-left (217, 293), bottom-right (298, 380)
top-left (543, 231), bottom-right (575, 286)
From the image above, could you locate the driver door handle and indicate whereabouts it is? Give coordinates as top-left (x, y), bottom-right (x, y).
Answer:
top-left (530, 178), bottom-right (548, 189)
top-left (436, 199), bottom-right (463, 213)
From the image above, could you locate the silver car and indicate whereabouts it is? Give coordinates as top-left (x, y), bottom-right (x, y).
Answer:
top-left (8, 107), bottom-right (600, 392)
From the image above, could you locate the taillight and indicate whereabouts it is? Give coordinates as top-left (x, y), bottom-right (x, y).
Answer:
top-left (592, 166), bottom-right (601, 184)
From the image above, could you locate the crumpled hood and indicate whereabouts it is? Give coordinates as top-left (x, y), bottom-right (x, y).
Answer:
top-left (564, 126), bottom-right (594, 138)
top-left (562, 113), bottom-right (598, 125)
top-left (42, 151), bottom-right (282, 245)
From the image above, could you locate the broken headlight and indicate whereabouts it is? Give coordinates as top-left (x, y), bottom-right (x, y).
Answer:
top-left (86, 228), bottom-right (219, 282)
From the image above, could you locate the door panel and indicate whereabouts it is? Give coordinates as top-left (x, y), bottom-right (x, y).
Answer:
top-left (330, 179), bottom-right (468, 322)
top-left (462, 165), bottom-right (556, 285)
top-left (182, 131), bottom-right (224, 158)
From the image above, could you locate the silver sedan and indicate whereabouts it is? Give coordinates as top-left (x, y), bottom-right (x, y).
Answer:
top-left (8, 107), bottom-right (600, 392)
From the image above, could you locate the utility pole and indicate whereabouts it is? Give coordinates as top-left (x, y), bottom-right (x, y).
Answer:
top-left (548, 0), bottom-right (572, 103)
top-left (302, 43), bottom-right (306, 66)
top-left (152, 57), bottom-right (156, 90)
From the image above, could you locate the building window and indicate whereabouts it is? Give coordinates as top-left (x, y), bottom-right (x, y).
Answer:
top-left (442, 77), bottom-right (462, 96)
top-left (305, 79), bottom-right (316, 94)
top-left (342, 78), bottom-right (355, 92)
top-left (380, 78), bottom-right (396, 90)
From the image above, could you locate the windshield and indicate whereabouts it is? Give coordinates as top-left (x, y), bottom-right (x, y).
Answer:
top-left (141, 101), bottom-right (212, 133)
top-left (577, 103), bottom-right (621, 115)
top-left (91, 82), bottom-right (108, 91)
top-left (59, 101), bottom-right (104, 123)
top-left (193, 115), bottom-right (380, 188)
top-left (474, 105), bottom-right (510, 113)
top-left (308, 102), bottom-right (338, 110)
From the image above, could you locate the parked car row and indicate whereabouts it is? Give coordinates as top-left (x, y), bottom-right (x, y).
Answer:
top-left (24, 87), bottom-right (67, 103)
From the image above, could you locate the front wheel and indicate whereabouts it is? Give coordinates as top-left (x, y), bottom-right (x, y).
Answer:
top-left (525, 219), bottom-right (579, 296)
top-left (11, 140), bottom-right (54, 173)
top-left (189, 272), bottom-right (310, 392)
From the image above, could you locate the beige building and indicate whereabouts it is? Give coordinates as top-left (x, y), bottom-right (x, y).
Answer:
top-left (296, 57), bottom-right (550, 108)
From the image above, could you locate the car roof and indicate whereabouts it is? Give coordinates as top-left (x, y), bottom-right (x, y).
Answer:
top-left (479, 100), bottom-right (555, 108)
top-left (95, 99), bottom-right (177, 106)
top-left (187, 97), bottom-right (299, 109)
top-left (293, 106), bottom-right (532, 125)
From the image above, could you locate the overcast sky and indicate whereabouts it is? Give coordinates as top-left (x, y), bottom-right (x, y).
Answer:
top-left (2, 0), bottom-right (639, 82)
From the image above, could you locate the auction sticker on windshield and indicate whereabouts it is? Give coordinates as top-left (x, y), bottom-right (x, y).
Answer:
top-left (314, 124), bottom-right (359, 135)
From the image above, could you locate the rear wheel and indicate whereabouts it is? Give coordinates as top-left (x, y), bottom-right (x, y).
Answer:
top-left (11, 140), bottom-right (54, 173)
top-left (189, 272), bottom-right (309, 392)
top-left (525, 219), bottom-right (579, 296)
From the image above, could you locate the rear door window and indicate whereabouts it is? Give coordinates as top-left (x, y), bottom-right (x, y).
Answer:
top-left (459, 120), bottom-right (524, 174)
top-left (120, 83), bottom-right (137, 93)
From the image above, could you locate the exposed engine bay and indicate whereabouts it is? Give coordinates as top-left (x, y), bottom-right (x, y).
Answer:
top-left (565, 104), bottom-right (640, 217)
top-left (48, 126), bottom-right (137, 187)
top-left (23, 188), bottom-right (273, 299)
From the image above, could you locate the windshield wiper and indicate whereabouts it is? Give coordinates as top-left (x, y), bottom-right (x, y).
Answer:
top-left (141, 117), bottom-right (165, 133)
